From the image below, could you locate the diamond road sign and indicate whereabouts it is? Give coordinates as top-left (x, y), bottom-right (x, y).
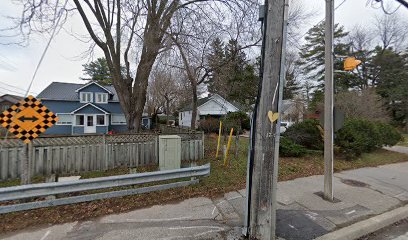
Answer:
top-left (0, 95), bottom-right (58, 143)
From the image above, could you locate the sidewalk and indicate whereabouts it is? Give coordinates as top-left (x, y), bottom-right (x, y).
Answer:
top-left (1, 161), bottom-right (407, 240)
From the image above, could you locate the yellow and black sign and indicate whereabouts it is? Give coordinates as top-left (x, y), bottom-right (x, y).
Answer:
top-left (0, 95), bottom-right (58, 143)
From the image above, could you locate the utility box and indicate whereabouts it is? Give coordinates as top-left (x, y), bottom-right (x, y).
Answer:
top-left (159, 135), bottom-right (181, 171)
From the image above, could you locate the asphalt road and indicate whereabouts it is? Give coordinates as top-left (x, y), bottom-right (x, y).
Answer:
top-left (359, 218), bottom-right (408, 240)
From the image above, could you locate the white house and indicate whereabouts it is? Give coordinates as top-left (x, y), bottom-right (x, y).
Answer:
top-left (179, 94), bottom-right (241, 128)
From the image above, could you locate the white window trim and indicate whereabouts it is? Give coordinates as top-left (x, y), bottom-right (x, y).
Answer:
top-left (111, 114), bottom-right (127, 125)
top-left (74, 114), bottom-right (85, 126)
top-left (96, 114), bottom-right (108, 126)
top-left (56, 113), bottom-right (72, 125)
top-left (95, 93), bottom-right (108, 104)
top-left (80, 92), bottom-right (93, 103)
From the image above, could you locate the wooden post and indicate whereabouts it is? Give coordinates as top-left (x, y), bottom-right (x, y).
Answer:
top-left (216, 121), bottom-right (222, 158)
top-left (235, 131), bottom-right (239, 159)
top-left (223, 128), bottom-right (234, 167)
top-left (248, 0), bottom-right (288, 239)
top-left (20, 142), bottom-right (32, 185)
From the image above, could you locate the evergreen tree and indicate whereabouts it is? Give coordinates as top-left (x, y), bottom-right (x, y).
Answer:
top-left (206, 38), bottom-right (227, 97)
top-left (206, 38), bottom-right (258, 108)
top-left (372, 47), bottom-right (408, 128)
top-left (298, 22), bottom-right (352, 92)
top-left (81, 57), bottom-right (126, 85)
top-left (81, 58), bottom-right (112, 85)
top-left (283, 51), bottom-right (302, 99)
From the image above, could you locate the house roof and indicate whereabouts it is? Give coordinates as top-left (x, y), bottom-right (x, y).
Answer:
top-left (179, 94), bottom-right (242, 112)
top-left (75, 81), bottom-right (113, 94)
top-left (179, 96), bottom-right (211, 112)
top-left (0, 94), bottom-right (23, 104)
top-left (70, 103), bottom-right (110, 114)
top-left (37, 82), bottom-right (119, 101)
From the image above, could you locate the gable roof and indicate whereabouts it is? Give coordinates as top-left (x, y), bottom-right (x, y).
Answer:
top-left (70, 103), bottom-right (110, 114)
top-left (75, 81), bottom-right (113, 94)
top-left (180, 94), bottom-right (242, 112)
top-left (0, 94), bottom-right (23, 104)
top-left (37, 82), bottom-right (119, 101)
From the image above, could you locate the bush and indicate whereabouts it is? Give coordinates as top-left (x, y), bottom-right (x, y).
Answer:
top-left (335, 119), bottom-right (402, 158)
top-left (283, 119), bottom-right (323, 150)
top-left (223, 111), bottom-right (250, 134)
top-left (375, 122), bottom-right (402, 146)
top-left (199, 117), bottom-right (220, 133)
top-left (279, 137), bottom-right (307, 157)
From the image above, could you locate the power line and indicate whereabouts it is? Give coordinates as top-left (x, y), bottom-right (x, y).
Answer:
top-left (0, 86), bottom-right (26, 96)
top-left (290, 0), bottom-right (348, 52)
top-left (24, 0), bottom-right (68, 97)
top-left (369, 0), bottom-right (407, 13)
top-left (0, 82), bottom-right (37, 95)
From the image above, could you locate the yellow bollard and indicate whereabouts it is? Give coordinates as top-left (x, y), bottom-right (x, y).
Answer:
top-left (216, 121), bottom-right (222, 158)
top-left (224, 128), bottom-right (234, 167)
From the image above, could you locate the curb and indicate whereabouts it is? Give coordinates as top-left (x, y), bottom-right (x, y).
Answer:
top-left (315, 204), bottom-right (408, 240)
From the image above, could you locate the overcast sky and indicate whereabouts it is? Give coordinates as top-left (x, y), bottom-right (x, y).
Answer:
top-left (0, 0), bottom-right (407, 96)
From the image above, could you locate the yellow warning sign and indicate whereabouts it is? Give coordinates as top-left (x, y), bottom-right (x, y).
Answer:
top-left (0, 95), bottom-right (58, 143)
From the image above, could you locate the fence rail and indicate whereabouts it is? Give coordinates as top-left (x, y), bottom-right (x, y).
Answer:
top-left (0, 133), bottom-right (204, 181)
top-left (0, 164), bottom-right (210, 214)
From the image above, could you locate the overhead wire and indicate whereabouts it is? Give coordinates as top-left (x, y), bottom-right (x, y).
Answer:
top-left (24, 0), bottom-right (69, 97)
top-left (1, 0), bottom-right (68, 148)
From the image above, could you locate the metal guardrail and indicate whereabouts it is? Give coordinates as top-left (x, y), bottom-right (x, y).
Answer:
top-left (0, 164), bottom-right (210, 214)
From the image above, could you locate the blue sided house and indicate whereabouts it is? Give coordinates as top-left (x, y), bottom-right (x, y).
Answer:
top-left (37, 82), bottom-right (151, 135)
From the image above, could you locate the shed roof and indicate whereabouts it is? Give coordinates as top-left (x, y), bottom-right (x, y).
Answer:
top-left (0, 94), bottom-right (23, 104)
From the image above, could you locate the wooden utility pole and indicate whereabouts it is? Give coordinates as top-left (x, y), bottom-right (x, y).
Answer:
top-left (247, 0), bottom-right (288, 239)
top-left (324, 0), bottom-right (334, 202)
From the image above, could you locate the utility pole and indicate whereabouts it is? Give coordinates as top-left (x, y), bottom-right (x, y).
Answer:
top-left (246, 0), bottom-right (288, 239)
top-left (324, 0), bottom-right (334, 201)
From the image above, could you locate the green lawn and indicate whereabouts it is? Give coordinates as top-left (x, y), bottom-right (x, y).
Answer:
top-left (398, 134), bottom-right (408, 147)
top-left (2, 134), bottom-right (408, 233)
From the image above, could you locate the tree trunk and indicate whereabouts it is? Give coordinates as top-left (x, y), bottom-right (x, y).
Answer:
top-left (190, 82), bottom-right (198, 129)
top-left (166, 98), bottom-right (170, 126)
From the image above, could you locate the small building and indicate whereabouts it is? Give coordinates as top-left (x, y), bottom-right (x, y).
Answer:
top-left (0, 94), bottom-right (22, 112)
top-left (179, 94), bottom-right (241, 128)
top-left (37, 82), bottom-right (151, 135)
top-left (0, 94), bottom-right (23, 136)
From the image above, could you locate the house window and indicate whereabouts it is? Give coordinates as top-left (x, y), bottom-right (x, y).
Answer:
top-left (75, 115), bottom-right (84, 126)
top-left (56, 114), bottom-right (72, 125)
top-left (80, 92), bottom-right (93, 103)
top-left (95, 93), bottom-right (108, 104)
top-left (111, 114), bottom-right (126, 125)
top-left (96, 115), bottom-right (106, 126)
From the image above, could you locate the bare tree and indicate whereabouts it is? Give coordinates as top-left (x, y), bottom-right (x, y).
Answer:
top-left (151, 69), bottom-right (180, 125)
top-left (374, 13), bottom-right (408, 51)
top-left (335, 89), bottom-right (390, 123)
top-left (4, 0), bottom-right (258, 132)
top-left (166, 1), bottom-right (259, 128)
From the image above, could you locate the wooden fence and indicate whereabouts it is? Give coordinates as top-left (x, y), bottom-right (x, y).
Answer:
top-left (0, 133), bottom-right (204, 181)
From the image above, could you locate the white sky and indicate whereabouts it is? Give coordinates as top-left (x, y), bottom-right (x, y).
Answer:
top-left (0, 0), bottom-right (407, 96)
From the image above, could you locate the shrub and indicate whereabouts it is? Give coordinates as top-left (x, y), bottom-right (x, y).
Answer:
top-left (199, 117), bottom-right (220, 133)
top-left (283, 119), bottom-right (323, 150)
top-left (375, 122), bottom-right (402, 146)
top-left (223, 111), bottom-right (250, 134)
top-left (335, 119), bottom-right (402, 158)
top-left (279, 136), bottom-right (307, 157)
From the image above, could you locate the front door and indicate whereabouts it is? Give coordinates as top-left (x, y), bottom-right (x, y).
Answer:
top-left (84, 115), bottom-right (96, 134)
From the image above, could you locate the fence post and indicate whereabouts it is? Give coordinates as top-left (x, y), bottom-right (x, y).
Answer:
top-left (201, 131), bottom-right (205, 159)
top-left (103, 134), bottom-right (108, 170)
top-left (20, 142), bottom-right (32, 185)
top-left (155, 135), bottom-right (159, 164)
